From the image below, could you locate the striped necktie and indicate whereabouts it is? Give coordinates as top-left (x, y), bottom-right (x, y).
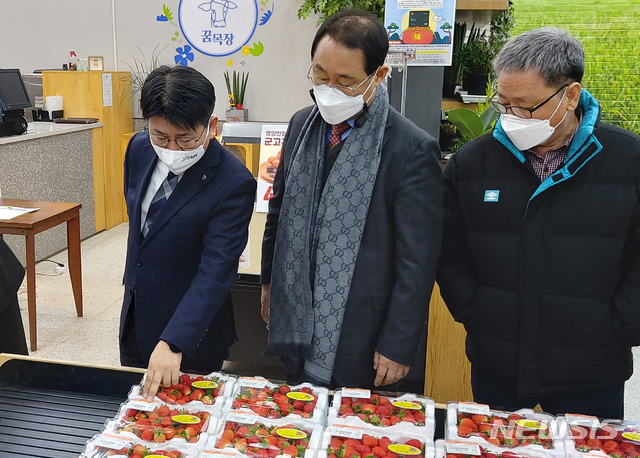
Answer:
top-left (142, 171), bottom-right (178, 237)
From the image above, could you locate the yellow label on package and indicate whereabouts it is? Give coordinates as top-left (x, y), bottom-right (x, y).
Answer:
top-left (193, 381), bottom-right (219, 389)
top-left (286, 392), bottom-right (314, 402)
top-left (392, 401), bottom-right (422, 410)
top-left (388, 444), bottom-right (421, 455)
top-left (622, 432), bottom-right (640, 442)
top-left (276, 428), bottom-right (308, 440)
top-left (516, 420), bottom-right (545, 430)
top-left (172, 414), bottom-right (202, 424)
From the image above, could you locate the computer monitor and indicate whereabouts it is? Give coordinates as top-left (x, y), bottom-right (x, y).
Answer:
top-left (0, 69), bottom-right (32, 111)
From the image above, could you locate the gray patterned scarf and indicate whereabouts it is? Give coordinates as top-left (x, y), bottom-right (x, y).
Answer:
top-left (265, 84), bottom-right (389, 383)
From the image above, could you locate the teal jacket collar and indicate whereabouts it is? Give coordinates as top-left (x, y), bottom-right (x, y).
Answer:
top-left (493, 90), bottom-right (603, 202)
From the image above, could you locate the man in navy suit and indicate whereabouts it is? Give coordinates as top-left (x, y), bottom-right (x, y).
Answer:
top-left (120, 65), bottom-right (256, 398)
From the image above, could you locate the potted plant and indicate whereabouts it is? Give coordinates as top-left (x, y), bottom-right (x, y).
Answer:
top-left (442, 22), bottom-right (467, 98)
top-left (460, 24), bottom-right (494, 95)
top-left (439, 121), bottom-right (457, 152)
top-left (121, 45), bottom-right (167, 120)
top-left (224, 71), bottom-right (249, 122)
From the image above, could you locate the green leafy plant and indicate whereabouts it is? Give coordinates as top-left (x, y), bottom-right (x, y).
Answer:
top-left (444, 22), bottom-right (468, 85)
top-left (297, 0), bottom-right (385, 24)
top-left (441, 122), bottom-right (457, 135)
top-left (224, 71), bottom-right (250, 109)
top-left (447, 81), bottom-right (499, 147)
top-left (461, 24), bottom-right (493, 75)
top-left (120, 44), bottom-right (168, 101)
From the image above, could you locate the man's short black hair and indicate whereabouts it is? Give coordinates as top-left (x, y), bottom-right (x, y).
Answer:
top-left (140, 65), bottom-right (215, 131)
top-left (311, 9), bottom-right (389, 75)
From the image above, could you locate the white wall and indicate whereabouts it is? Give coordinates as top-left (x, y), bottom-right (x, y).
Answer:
top-left (1, 0), bottom-right (116, 72)
top-left (1, 0), bottom-right (319, 123)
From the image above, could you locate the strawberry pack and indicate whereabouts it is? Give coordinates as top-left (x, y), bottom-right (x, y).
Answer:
top-left (130, 372), bottom-right (236, 409)
top-left (435, 438), bottom-right (558, 458)
top-left (559, 415), bottom-right (640, 458)
top-left (81, 433), bottom-right (196, 458)
top-left (105, 399), bottom-right (219, 450)
top-left (316, 422), bottom-right (435, 458)
top-left (204, 410), bottom-right (323, 458)
top-left (226, 377), bottom-right (329, 424)
top-left (446, 402), bottom-right (564, 455)
top-left (329, 388), bottom-right (435, 434)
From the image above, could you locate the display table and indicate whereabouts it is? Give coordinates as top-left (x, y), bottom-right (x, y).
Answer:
top-left (0, 199), bottom-right (83, 352)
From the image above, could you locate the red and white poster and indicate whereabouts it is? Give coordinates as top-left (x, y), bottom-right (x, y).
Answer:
top-left (256, 124), bottom-right (288, 213)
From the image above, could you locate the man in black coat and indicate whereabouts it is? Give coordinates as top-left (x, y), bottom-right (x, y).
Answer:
top-left (261, 10), bottom-right (443, 389)
top-left (0, 238), bottom-right (28, 355)
top-left (437, 27), bottom-right (640, 419)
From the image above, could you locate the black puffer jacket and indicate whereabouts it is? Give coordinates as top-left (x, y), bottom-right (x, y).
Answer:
top-left (437, 90), bottom-right (640, 398)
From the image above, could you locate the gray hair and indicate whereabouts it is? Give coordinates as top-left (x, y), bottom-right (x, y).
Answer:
top-left (493, 27), bottom-right (585, 87)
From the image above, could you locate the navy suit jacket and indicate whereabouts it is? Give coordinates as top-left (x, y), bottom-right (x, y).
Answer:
top-left (121, 131), bottom-right (256, 371)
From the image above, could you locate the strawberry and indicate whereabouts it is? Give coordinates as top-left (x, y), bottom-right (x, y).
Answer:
top-left (576, 445), bottom-right (592, 453)
top-left (362, 435), bottom-right (378, 448)
top-left (459, 418), bottom-right (479, 431)
top-left (588, 439), bottom-right (604, 450)
top-left (132, 444), bottom-right (147, 456)
top-left (154, 428), bottom-right (167, 443)
top-left (141, 429), bottom-right (154, 441)
top-left (405, 440), bottom-right (422, 450)
top-left (342, 397), bottom-right (353, 406)
top-left (378, 437), bottom-right (392, 449)
top-left (283, 445), bottom-right (300, 457)
top-left (472, 415), bottom-right (490, 426)
top-left (390, 416), bottom-right (401, 426)
top-left (303, 403), bottom-right (315, 413)
top-left (376, 406), bottom-right (391, 417)
top-left (361, 404), bottom-right (376, 415)
top-left (185, 425), bottom-right (199, 438)
top-left (163, 426), bottom-right (176, 440)
top-left (158, 405), bottom-right (171, 417)
top-left (381, 418), bottom-right (391, 426)
top-left (293, 401), bottom-right (306, 410)
top-left (279, 385), bottom-right (292, 395)
top-left (609, 452), bottom-right (626, 458)
top-left (331, 438), bottom-right (344, 448)
top-left (603, 441), bottom-right (619, 452)
top-left (190, 389), bottom-right (205, 401)
top-left (300, 387), bottom-right (313, 394)
top-left (182, 385), bottom-right (193, 396)
top-left (372, 447), bottom-right (387, 458)
top-left (620, 443), bottom-right (638, 454)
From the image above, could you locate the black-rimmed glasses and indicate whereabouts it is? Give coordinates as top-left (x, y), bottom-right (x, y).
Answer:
top-left (489, 83), bottom-right (569, 119)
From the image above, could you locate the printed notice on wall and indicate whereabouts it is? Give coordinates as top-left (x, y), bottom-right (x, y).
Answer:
top-left (384, 0), bottom-right (457, 66)
top-left (256, 124), bottom-right (288, 213)
top-left (102, 73), bottom-right (113, 107)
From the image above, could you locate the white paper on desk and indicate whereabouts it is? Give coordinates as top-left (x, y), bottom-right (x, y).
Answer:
top-left (102, 73), bottom-right (113, 107)
top-left (0, 206), bottom-right (38, 220)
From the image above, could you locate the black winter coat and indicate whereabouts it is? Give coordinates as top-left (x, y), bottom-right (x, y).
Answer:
top-left (437, 91), bottom-right (640, 398)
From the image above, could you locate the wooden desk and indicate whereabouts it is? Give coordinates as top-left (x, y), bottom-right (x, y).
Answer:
top-left (0, 199), bottom-right (83, 352)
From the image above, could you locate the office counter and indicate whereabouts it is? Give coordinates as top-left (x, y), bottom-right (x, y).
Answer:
top-left (0, 122), bottom-right (102, 264)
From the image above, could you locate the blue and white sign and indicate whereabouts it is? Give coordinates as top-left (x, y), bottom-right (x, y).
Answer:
top-left (179, 0), bottom-right (258, 57)
top-left (484, 190), bottom-right (500, 202)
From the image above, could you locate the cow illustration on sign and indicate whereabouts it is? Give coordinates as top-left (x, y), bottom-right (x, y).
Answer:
top-left (198, 0), bottom-right (238, 28)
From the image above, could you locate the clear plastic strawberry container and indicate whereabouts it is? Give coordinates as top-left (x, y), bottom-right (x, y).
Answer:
top-left (225, 377), bottom-right (329, 425)
top-left (559, 415), bottom-right (640, 458)
top-left (328, 388), bottom-right (435, 436)
top-left (80, 432), bottom-right (198, 457)
top-left (130, 371), bottom-right (236, 410)
top-left (203, 410), bottom-right (324, 458)
top-left (316, 422), bottom-right (435, 458)
top-left (435, 438), bottom-right (560, 458)
top-left (104, 399), bottom-right (220, 451)
top-left (446, 402), bottom-right (564, 456)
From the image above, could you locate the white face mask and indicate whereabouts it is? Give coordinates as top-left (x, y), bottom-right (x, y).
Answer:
top-left (150, 124), bottom-right (209, 174)
top-left (501, 89), bottom-right (569, 151)
top-left (313, 73), bottom-right (377, 125)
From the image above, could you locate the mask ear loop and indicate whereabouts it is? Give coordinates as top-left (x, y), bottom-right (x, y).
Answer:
top-left (362, 67), bottom-right (381, 108)
top-left (549, 87), bottom-right (569, 127)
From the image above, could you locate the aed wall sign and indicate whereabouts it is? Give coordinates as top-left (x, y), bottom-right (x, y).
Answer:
top-left (179, 0), bottom-right (258, 56)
